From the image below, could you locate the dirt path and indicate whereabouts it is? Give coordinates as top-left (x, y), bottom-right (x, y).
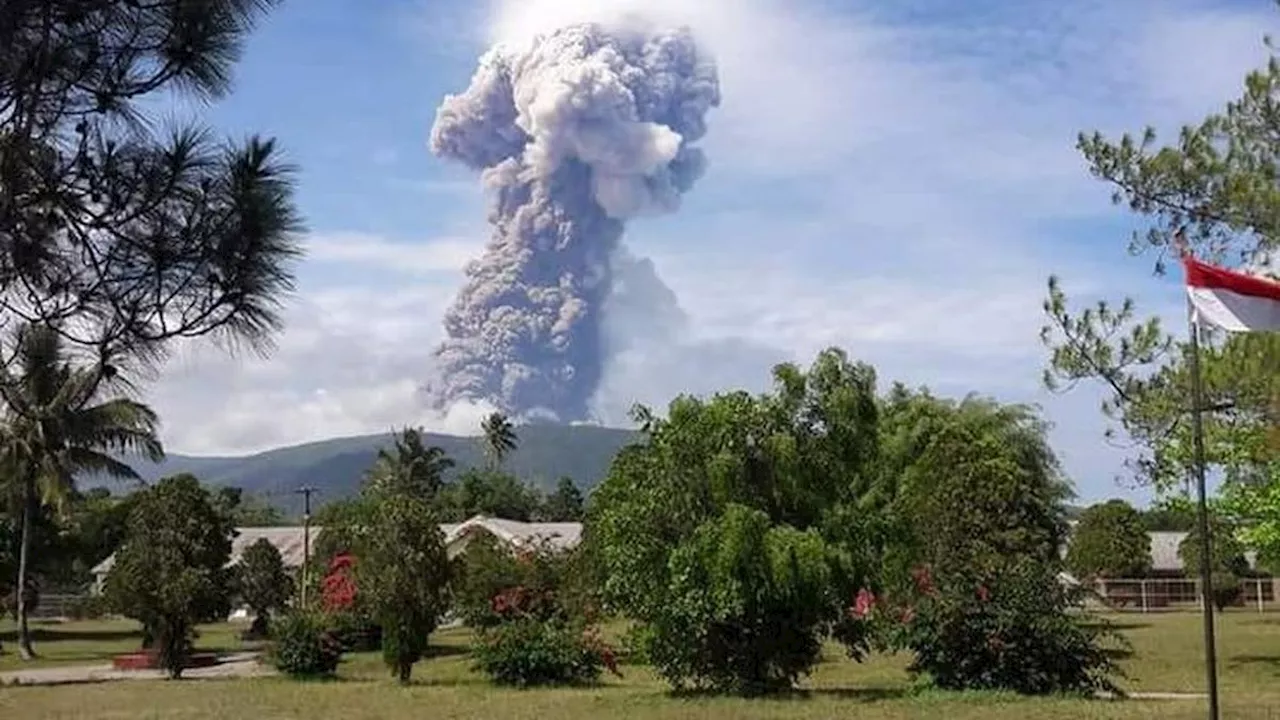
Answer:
top-left (0, 652), bottom-right (274, 686)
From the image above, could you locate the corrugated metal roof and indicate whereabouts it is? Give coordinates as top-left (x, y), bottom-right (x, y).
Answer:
top-left (90, 515), bottom-right (584, 576)
top-left (91, 525), bottom-right (326, 576)
top-left (444, 516), bottom-right (582, 552)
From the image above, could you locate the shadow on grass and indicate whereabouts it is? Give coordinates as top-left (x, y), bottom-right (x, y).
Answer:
top-left (1235, 617), bottom-right (1280, 628)
top-left (1228, 654), bottom-right (1280, 672)
top-left (324, 669), bottom-right (495, 688)
top-left (0, 628), bottom-right (142, 643)
top-left (668, 686), bottom-right (913, 703)
top-left (422, 645), bottom-right (470, 660)
top-left (1093, 622), bottom-right (1152, 632)
top-left (1103, 646), bottom-right (1135, 661)
top-left (406, 675), bottom-right (499, 689)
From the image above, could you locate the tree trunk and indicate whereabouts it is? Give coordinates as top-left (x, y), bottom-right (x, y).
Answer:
top-left (397, 661), bottom-right (412, 685)
top-left (16, 480), bottom-right (36, 660)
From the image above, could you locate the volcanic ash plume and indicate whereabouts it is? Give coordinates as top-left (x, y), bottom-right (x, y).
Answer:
top-left (426, 21), bottom-right (720, 420)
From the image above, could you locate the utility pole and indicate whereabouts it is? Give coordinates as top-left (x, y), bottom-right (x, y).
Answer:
top-left (297, 486), bottom-right (318, 610)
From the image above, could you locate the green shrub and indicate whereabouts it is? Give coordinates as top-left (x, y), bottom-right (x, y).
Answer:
top-left (637, 506), bottom-right (848, 695)
top-left (327, 610), bottom-right (382, 652)
top-left (877, 561), bottom-right (1124, 696)
top-left (472, 617), bottom-right (616, 687)
top-left (268, 612), bottom-right (344, 679)
top-left (1210, 572), bottom-right (1243, 612)
top-left (455, 535), bottom-right (570, 629)
top-left (66, 595), bottom-right (107, 621)
top-left (103, 474), bottom-right (235, 679)
top-left (618, 623), bottom-right (655, 666)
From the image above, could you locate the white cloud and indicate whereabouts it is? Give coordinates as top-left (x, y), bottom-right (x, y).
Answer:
top-left (146, 0), bottom-right (1277, 504)
top-left (150, 277), bottom-right (500, 452)
top-left (306, 233), bottom-right (482, 274)
top-left (1131, 7), bottom-right (1276, 119)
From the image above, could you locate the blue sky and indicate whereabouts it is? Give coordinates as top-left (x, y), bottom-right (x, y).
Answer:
top-left (149, 0), bottom-right (1279, 505)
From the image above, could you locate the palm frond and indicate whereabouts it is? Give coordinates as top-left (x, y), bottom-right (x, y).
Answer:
top-left (63, 447), bottom-right (143, 482)
top-left (0, 322), bottom-right (164, 514)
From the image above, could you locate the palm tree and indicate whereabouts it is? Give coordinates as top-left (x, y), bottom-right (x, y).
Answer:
top-left (0, 324), bottom-right (163, 659)
top-left (371, 427), bottom-right (454, 499)
top-left (480, 413), bottom-right (518, 470)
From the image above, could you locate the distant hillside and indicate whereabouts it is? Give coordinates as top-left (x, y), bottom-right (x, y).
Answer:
top-left (95, 424), bottom-right (640, 515)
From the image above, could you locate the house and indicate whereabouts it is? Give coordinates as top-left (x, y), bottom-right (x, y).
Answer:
top-left (1063, 528), bottom-right (1276, 609)
top-left (89, 525), bottom-right (324, 595)
top-left (441, 516), bottom-right (582, 558)
top-left (89, 515), bottom-right (584, 595)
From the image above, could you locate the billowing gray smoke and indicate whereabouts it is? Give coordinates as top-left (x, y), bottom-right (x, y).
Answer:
top-left (425, 20), bottom-right (720, 420)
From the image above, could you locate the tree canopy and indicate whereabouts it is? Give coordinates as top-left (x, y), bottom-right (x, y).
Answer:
top-left (480, 412), bottom-right (518, 469)
top-left (315, 427), bottom-right (454, 683)
top-left (368, 427), bottom-right (455, 499)
top-left (103, 474), bottom-right (235, 677)
top-left (1066, 500), bottom-right (1152, 580)
top-left (880, 388), bottom-right (1072, 584)
top-left (0, 0), bottom-right (304, 369)
top-left (540, 477), bottom-right (585, 522)
top-left (213, 487), bottom-right (286, 527)
top-left (350, 438), bottom-right (453, 684)
top-left (1039, 23), bottom-right (1280, 569)
top-left (591, 348), bottom-right (884, 694)
top-left (1177, 514), bottom-right (1251, 580)
top-left (237, 537), bottom-right (293, 638)
top-left (438, 468), bottom-right (541, 522)
top-left (0, 323), bottom-right (161, 659)
top-left (588, 348), bottom-right (1109, 695)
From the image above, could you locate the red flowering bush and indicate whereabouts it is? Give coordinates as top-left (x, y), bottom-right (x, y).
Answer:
top-left (489, 584), bottom-right (561, 622)
top-left (454, 532), bottom-right (614, 687)
top-left (318, 553), bottom-right (381, 652)
top-left (850, 588), bottom-right (877, 619)
top-left (863, 562), bottom-right (1124, 696)
top-left (320, 554), bottom-right (358, 612)
top-left (473, 583), bottom-right (620, 686)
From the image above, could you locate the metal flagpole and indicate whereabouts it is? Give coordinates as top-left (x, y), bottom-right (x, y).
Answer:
top-left (1186, 299), bottom-right (1220, 720)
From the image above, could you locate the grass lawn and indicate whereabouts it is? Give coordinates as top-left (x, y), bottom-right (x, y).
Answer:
top-left (0, 621), bottom-right (247, 672)
top-left (1, 612), bottom-right (1279, 719)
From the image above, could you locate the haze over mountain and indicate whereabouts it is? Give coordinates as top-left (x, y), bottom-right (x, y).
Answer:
top-left (95, 424), bottom-right (639, 516)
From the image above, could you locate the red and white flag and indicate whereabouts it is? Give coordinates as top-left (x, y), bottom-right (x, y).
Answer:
top-left (1183, 254), bottom-right (1280, 333)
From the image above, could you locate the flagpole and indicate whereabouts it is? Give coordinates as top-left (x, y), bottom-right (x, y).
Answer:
top-left (1186, 302), bottom-right (1220, 720)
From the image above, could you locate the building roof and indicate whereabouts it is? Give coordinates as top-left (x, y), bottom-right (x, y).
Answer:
top-left (1148, 530), bottom-right (1260, 572)
top-left (444, 516), bottom-right (582, 553)
top-left (90, 515), bottom-right (584, 576)
top-left (91, 525), bottom-right (325, 576)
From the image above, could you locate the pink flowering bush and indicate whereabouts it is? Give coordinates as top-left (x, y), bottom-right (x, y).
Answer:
top-left (472, 615), bottom-right (621, 687)
top-left (472, 569), bottom-right (619, 687)
top-left (858, 561), bottom-right (1124, 696)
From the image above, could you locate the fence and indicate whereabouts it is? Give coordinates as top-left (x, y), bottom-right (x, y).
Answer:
top-left (1090, 577), bottom-right (1279, 613)
top-left (27, 593), bottom-right (93, 620)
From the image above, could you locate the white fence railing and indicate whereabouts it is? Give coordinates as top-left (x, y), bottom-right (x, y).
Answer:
top-left (1090, 577), bottom-right (1278, 613)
